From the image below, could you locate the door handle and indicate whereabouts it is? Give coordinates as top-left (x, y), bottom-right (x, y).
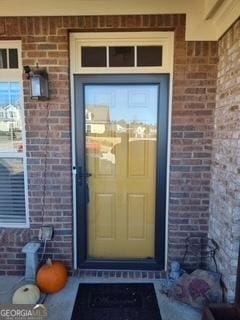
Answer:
top-left (84, 173), bottom-right (92, 178)
top-left (76, 166), bottom-right (92, 185)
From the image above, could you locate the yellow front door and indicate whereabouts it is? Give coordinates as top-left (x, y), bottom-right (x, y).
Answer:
top-left (84, 84), bottom-right (159, 260)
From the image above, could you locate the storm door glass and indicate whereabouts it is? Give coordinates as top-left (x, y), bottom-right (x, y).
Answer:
top-left (84, 84), bottom-right (159, 259)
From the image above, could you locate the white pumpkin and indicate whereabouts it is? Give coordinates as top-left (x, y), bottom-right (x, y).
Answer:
top-left (12, 284), bottom-right (40, 304)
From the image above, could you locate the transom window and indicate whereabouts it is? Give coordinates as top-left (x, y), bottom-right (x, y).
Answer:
top-left (0, 40), bottom-right (29, 227)
top-left (71, 32), bottom-right (174, 74)
top-left (0, 48), bottom-right (18, 69)
top-left (81, 45), bottom-right (162, 68)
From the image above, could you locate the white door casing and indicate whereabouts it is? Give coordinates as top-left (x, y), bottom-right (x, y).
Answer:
top-left (70, 31), bottom-right (174, 269)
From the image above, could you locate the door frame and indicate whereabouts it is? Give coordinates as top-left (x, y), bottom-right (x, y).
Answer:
top-left (74, 74), bottom-right (169, 270)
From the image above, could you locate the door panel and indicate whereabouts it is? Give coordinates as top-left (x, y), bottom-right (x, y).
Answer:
top-left (127, 194), bottom-right (146, 239)
top-left (85, 84), bottom-right (158, 259)
top-left (75, 74), bottom-right (169, 269)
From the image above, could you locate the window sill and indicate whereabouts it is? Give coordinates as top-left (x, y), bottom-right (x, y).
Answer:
top-left (0, 222), bottom-right (30, 229)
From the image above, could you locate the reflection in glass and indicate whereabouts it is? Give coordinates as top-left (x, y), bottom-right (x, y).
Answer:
top-left (109, 47), bottom-right (134, 67)
top-left (85, 85), bottom-right (158, 170)
top-left (0, 82), bottom-right (23, 152)
top-left (85, 84), bottom-right (158, 259)
top-left (85, 85), bottom-right (158, 169)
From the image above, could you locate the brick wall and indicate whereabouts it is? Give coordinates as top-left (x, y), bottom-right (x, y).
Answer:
top-left (208, 18), bottom-right (240, 302)
top-left (0, 14), bottom-right (218, 274)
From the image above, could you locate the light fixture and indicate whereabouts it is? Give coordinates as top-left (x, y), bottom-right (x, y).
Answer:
top-left (24, 65), bottom-right (49, 101)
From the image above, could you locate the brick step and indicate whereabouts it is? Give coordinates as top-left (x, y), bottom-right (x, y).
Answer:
top-left (72, 269), bottom-right (167, 280)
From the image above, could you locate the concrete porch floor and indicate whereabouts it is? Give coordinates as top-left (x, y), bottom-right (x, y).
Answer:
top-left (0, 275), bottom-right (202, 320)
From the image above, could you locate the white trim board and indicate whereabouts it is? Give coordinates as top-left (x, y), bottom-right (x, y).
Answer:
top-left (71, 32), bottom-right (174, 75)
top-left (70, 31), bottom-right (174, 270)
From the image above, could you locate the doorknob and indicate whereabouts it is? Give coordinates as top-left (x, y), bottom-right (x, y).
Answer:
top-left (84, 173), bottom-right (92, 178)
top-left (77, 166), bottom-right (92, 177)
top-left (76, 166), bottom-right (92, 185)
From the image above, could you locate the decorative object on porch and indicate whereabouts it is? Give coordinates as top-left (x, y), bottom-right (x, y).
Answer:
top-left (169, 261), bottom-right (184, 282)
top-left (182, 237), bottom-right (219, 272)
top-left (168, 269), bottom-right (222, 310)
top-left (202, 243), bottom-right (240, 320)
top-left (12, 284), bottom-right (40, 304)
top-left (23, 64), bottom-right (49, 100)
top-left (22, 242), bottom-right (41, 280)
top-left (71, 283), bottom-right (162, 320)
top-left (36, 258), bottom-right (68, 294)
top-left (182, 236), bottom-right (227, 301)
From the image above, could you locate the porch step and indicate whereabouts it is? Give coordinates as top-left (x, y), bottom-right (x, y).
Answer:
top-left (72, 269), bottom-right (167, 280)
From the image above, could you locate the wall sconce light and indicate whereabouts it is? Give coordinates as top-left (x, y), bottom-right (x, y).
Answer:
top-left (24, 65), bottom-right (49, 101)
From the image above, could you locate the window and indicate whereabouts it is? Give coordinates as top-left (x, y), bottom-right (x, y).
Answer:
top-left (80, 46), bottom-right (161, 68)
top-left (109, 46), bottom-right (134, 67)
top-left (71, 32), bottom-right (174, 74)
top-left (0, 48), bottom-right (19, 69)
top-left (0, 41), bottom-right (29, 227)
top-left (81, 47), bottom-right (106, 67)
top-left (137, 46), bottom-right (162, 66)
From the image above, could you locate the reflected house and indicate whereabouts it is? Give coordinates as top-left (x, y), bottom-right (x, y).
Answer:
top-left (134, 126), bottom-right (145, 138)
top-left (85, 106), bottom-right (110, 134)
top-left (0, 104), bottom-right (21, 133)
top-left (111, 123), bottom-right (127, 133)
top-left (149, 126), bottom-right (157, 135)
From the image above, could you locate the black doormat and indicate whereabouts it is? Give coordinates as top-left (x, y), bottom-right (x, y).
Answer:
top-left (71, 283), bottom-right (162, 320)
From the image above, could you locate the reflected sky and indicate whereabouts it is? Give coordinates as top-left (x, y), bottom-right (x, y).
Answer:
top-left (0, 82), bottom-right (20, 106)
top-left (85, 85), bottom-right (158, 125)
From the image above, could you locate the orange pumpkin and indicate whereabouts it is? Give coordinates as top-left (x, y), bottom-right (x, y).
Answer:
top-left (36, 258), bottom-right (68, 294)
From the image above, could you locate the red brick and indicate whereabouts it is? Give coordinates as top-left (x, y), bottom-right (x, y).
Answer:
top-left (0, 18), bottom-right (5, 35)
top-left (0, 13), bottom-right (218, 275)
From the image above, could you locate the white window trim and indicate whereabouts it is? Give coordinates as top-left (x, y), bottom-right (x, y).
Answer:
top-left (0, 40), bottom-right (29, 228)
top-left (71, 31), bottom-right (174, 74)
top-left (70, 31), bottom-right (174, 270)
